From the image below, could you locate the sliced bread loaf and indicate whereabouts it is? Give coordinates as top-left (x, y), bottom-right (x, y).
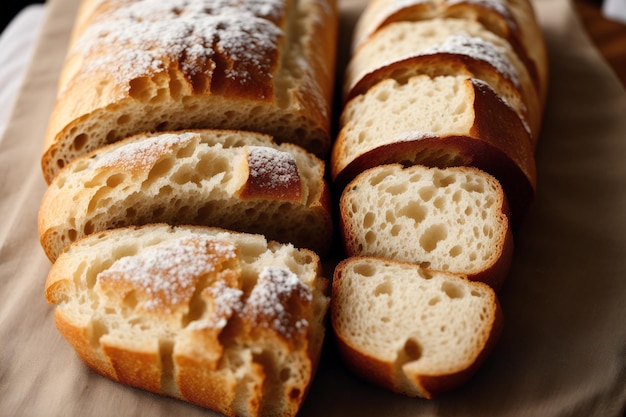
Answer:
top-left (351, 0), bottom-right (547, 104)
top-left (42, 0), bottom-right (338, 183)
top-left (331, 256), bottom-right (503, 399)
top-left (331, 74), bottom-right (536, 223)
top-left (45, 224), bottom-right (329, 417)
top-left (38, 129), bottom-right (333, 262)
top-left (339, 164), bottom-right (513, 289)
top-left (343, 18), bottom-right (541, 143)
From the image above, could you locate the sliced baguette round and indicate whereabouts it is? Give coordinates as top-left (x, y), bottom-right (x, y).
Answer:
top-left (343, 18), bottom-right (541, 144)
top-left (331, 256), bottom-right (503, 399)
top-left (38, 129), bottom-right (333, 262)
top-left (42, 0), bottom-right (338, 183)
top-left (339, 164), bottom-right (513, 290)
top-left (331, 74), bottom-right (536, 224)
top-left (45, 224), bottom-right (329, 417)
top-left (351, 0), bottom-right (547, 104)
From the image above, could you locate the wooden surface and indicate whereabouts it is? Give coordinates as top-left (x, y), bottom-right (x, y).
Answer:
top-left (575, 0), bottom-right (626, 87)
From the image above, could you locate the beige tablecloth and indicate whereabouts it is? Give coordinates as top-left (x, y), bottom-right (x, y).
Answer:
top-left (1, 0), bottom-right (625, 415)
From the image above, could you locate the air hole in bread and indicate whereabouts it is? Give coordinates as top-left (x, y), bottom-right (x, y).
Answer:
top-left (398, 201), bottom-right (427, 224)
top-left (433, 172), bottom-right (456, 187)
top-left (363, 212), bottom-right (375, 228)
top-left (449, 245), bottom-right (462, 257)
top-left (441, 281), bottom-right (465, 299)
top-left (353, 262), bottom-right (376, 277)
top-left (433, 196), bottom-right (445, 210)
top-left (428, 296), bottom-right (440, 306)
top-left (68, 228), bottom-right (77, 243)
top-left (373, 281), bottom-right (392, 297)
top-left (418, 186), bottom-right (436, 202)
top-left (402, 338), bottom-right (422, 362)
top-left (143, 157), bottom-right (174, 185)
top-left (390, 225), bottom-right (401, 237)
top-left (72, 133), bottom-right (88, 151)
top-left (84, 221), bottom-right (94, 235)
top-left (365, 230), bottom-right (376, 244)
top-left (419, 224), bottom-right (447, 252)
top-left (106, 173), bottom-right (126, 188)
top-left (128, 77), bottom-right (153, 101)
top-left (56, 158), bottom-right (65, 170)
top-left (384, 183), bottom-right (407, 195)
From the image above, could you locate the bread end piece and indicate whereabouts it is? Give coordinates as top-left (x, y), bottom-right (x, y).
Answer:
top-left (45, 224), bottom-right (329, 417)
top-left (331, 257), bottom-right (504, 399)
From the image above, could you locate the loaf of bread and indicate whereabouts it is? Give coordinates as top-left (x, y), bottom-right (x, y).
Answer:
top-left (331, 74), bottom-right (536, 223)
top-left (38, 129), bottom-right (333, 261)
top-left (45, 224), bottom-right (329, 417)
top-left (350, 0), bottom-right (548, 105)
top-left (339, 164), bottom-right (513, 290)
top-left (331, 256), bottom-right (503, 399)
top-left (41, 0), bottom-right (338, 184)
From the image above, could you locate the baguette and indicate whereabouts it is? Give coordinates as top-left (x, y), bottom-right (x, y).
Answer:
top-left (45, 224), bottom-right (329, 417)
top-left (331, 256), bottom-right (503, 399)
top-left (38, 129), bottom-right (333, 261)
top-left (339, 164), bottom-right (513, 290)
top-left (41, 0), bottom-right (338, 183)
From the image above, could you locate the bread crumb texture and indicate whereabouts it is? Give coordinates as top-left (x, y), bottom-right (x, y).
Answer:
top-left (332, 257), bottom-right (499, 398)
top-left (39, 130), bottom-right (332, 261)
top-left (45, 225), bottom-right (329, 417)
top-left (340, 164), bottom-right (508, 276)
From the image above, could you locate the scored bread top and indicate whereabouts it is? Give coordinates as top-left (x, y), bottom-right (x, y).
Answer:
top-left (339, 164), bottom-right (513, 290)
top-left (331, 256), bottom-right (503, 398)
top-left (38, 129), bottom-right (333, 262)
top-left (45, 224), bottom-right (329, 417)
top-left (42, 0), bottom-right (338, 183)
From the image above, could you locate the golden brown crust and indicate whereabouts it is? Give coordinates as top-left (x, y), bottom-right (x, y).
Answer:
top-left (42, 0), bottom-right (338, 183)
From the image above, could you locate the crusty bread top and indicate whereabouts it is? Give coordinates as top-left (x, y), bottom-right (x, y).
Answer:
top-left (42, 0), bottom-right (338, 183)
top-left (331, 256), bottom-right (503, 398)
top-left (339, 164), bottom-right (513, 289)
top-left (45, 224), bottom-right (329, 417)
top-left (350, 0), bottom-right (547, 103)
top-left (38, 129), bottom-right (333, 261)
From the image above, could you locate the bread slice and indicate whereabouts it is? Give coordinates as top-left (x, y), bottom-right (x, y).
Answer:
top-left (42, 0), bottom-right (338, 183)
top-left (38, 129), bottom-right (333, 262)
top-left (45, 224), bottom-right (329, 417)
top-left (339, 164), bottom-right (513, 290)
top-left (331, 256), bottom-right (503, 399)
top-left (351, 0), bottom-right (548, 105)
top-left (331, 74), bottom-right (536, 224)
top-left (343, 18), bottom-right (541, 144)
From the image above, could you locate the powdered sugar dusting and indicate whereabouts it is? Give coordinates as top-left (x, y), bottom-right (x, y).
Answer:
top-left (427, 34), bottom-right (519, 87)
top-left (97, 234), bottom-right (238, 312)
top-left (94, 132), bottom-right (195, 170)
top-left (244, 266), bottom-right (311, 338)
top-left (71, 0), bottom-right (284, 92)
top-left (247, 145), bottom-right (301, 192)
top-left (445, 0), bottom-right (516, 29)
top-left (187, 280), bottom-right (244, 330)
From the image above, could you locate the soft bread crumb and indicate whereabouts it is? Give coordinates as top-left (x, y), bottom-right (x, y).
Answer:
top-left (331, 257), bottom-right (502, 398)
